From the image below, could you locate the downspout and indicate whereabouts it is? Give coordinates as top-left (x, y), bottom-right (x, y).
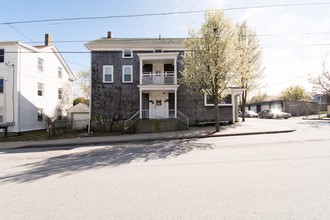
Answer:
top-left (17, 45), bottom-right (22, 132)
top-left (88, 54), bottom-right (92, 133)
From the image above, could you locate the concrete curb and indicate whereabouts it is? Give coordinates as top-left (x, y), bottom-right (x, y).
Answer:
top-left (3, 129), bottom-right (296, 150)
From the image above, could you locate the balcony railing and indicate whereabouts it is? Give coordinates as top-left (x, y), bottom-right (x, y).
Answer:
top-left (142, 72), bottom-right (175, 85)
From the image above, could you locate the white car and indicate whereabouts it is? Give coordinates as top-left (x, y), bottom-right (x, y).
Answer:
top-left (240, 110), bottom-right (259, 118)
top-left (258, 109), bottom-right (291, 119)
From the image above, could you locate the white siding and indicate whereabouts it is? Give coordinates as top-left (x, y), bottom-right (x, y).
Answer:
top-left (0, 42), bottom-right (74, 132)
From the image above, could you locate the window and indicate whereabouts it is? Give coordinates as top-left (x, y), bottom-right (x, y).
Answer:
top-left (58, 88), bottom-right (62, 99)
top-left (122, 49), bottom-right (132, 58)
top-left (37, 83), bottom-right (44, 96)
top-left (0, 79), bottom-right (4, 93)
top-left (0, 49), bottom-right (4, 63)
top-left (204, 94), bottom-right (232, 106)
top-left (37, 109), bottom-right (43, 121)
top-left (38, 58), bottom-right (44, 72)
top-left (58, 67), bottom-right (62, 78)
top-left (103, 65), bottom-right (113, 83)
top-left (57, 110), bottom-right (62, 120)
top-left (122, 65), bottom-right (133, 83)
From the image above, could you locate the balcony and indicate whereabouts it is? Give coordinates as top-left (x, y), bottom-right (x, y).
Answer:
top-left (142, 72), bottom-right (175, 85)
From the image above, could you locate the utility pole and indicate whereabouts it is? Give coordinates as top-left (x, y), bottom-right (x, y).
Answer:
top-left (5, 62), bottom-right (15, 124)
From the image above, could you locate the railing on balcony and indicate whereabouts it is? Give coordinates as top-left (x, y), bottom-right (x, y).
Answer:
top-left (142, 72), bottom-right (175, 85)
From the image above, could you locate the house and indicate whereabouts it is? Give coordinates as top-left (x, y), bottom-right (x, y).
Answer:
top-left (312, 93), bottom-right (328, 112)
top-left (0, 34), bottom-right (75, 133)
top-left (245, 100), bottom-right (320, 116)
top-left (85, 32), bottom-right (243, 132)
top-left (67, 103), bottom-right (89, 129)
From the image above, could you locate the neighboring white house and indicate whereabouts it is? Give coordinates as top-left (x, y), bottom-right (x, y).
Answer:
top-left (0, 34), bottom-right (75, 133)
top-left (67, 103), bottom-right (89, 129)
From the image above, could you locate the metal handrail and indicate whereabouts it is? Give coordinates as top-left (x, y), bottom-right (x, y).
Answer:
top-left (177, 110), bottom-right (189, 127)
top-left (124, 110), bottom-right (140, 131)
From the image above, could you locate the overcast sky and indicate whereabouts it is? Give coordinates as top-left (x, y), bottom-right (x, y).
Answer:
top-left (1, 0), bottom-right (330, 97)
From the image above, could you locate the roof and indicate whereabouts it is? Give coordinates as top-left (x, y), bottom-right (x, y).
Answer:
top-left (67, 103), bottom-right (90, 113)
top-left (0, 41), bottom-right (75, 81)
top-left (85, 37), bottom-right (185, 51)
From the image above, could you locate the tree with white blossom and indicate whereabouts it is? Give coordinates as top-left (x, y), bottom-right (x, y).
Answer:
top-left (182, 10), bottom-right (239, 132)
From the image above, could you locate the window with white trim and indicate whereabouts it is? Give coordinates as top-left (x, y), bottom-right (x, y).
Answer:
top-left (122, 49), bottom-right (132, 58)
top-left (204, 94), bottom-right (232, 106)
top-left (38, 58), bottom-right (44, 72)
top-left (103, 65), bottom-right (113, 83)
top-left (0, 78), bottom-right (4, 93)
top-left (58, 88), bottom-right (62, 99)
top-left (57, 109), bottom-right (62, 120)
top-left (0, 49), bottom-right (4, 63)
top-left (122, 65), bottom-right (133, 83)
top-left (37, 83), bottom-right (44, 96)
top-left (37, 109), bottom-right (43, 121)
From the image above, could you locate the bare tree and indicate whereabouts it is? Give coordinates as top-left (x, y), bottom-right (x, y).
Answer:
top-left (182, 10), bottom-right (239, 132)
top-left (75, 70), bottom-right (91, 100)
top-left (310, 55), bottom-right (330, 94)
top-left (235, 21), bottom-right (264, 121)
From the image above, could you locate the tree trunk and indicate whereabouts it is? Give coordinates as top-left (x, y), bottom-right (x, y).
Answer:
top-left (242, 91), bottom-right (247, 122)
top-left (214, 96), bottom-right (220, 132)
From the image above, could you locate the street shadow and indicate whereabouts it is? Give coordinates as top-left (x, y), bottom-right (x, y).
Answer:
top-left (0, 140), bottom-right (213, 184)
top-left (299, 120), bottom-right (330, 129)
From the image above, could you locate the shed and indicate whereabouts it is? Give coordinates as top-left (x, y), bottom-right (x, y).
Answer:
top-left (67, 103), bottom-right (89, 129)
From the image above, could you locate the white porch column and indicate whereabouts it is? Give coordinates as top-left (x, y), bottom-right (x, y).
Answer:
top-left (139, 58), bottom-right (143, 85)
top-left (139, 90), bottom-right (142, 119)
top-left (174, 90), bottom-right (177, 118)
top-left (174, 57), bottom-right (177, 84)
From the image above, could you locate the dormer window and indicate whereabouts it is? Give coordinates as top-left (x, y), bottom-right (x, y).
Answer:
top-left (154, 49), bottom-right (163, 53)
top-left (123, 49), bottom-right (132, 58)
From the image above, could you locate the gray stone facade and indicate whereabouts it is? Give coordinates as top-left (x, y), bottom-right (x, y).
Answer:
top-left (90, 50), bottom-right (234, 126)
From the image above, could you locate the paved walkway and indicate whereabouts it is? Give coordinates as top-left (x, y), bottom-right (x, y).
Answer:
top-left (0, 120), bottom-right (295, 150)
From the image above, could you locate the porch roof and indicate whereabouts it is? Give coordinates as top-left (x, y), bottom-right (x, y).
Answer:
top-left (137, 84), bottom-right (179, 92)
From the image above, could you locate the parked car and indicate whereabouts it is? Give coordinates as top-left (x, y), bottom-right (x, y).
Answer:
top-left (258, 109), bottom-right (291, 119)
top-left (239, 110), bottom-right (259, 118)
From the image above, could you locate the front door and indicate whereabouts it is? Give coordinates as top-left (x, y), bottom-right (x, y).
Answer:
top-left (149, 91), bottom-right (169, 119)
top-left (153, 63), bottom-right (164, 84)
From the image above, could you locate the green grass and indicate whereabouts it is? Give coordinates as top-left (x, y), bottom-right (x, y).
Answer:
top-left (0, 130), bottom-right (49, 142)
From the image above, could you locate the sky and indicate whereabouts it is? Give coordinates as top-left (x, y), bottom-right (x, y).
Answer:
top-left (1, 0), bottom-right (330, 98)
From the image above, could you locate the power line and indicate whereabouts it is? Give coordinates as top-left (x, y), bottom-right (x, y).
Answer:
top-left (1, 2), bottom-right (330, 25)
top-left (7, 24), bottom-right (34, 42)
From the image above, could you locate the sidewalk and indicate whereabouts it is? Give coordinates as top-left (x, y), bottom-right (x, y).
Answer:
top-left (0, 120), bottom-right (295, 150)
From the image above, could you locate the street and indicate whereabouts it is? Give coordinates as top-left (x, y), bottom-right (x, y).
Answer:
top-left (0, 118), bottom-right (330, 219)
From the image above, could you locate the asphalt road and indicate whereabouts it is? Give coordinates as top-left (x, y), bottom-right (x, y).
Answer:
top-left (0, 118), bottom-right (329, 219)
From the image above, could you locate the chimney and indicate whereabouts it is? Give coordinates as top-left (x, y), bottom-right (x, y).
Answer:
top-left (107, 31), bottom-right (113, 38)
top-left (45, 33), bottom-right (52, 46)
